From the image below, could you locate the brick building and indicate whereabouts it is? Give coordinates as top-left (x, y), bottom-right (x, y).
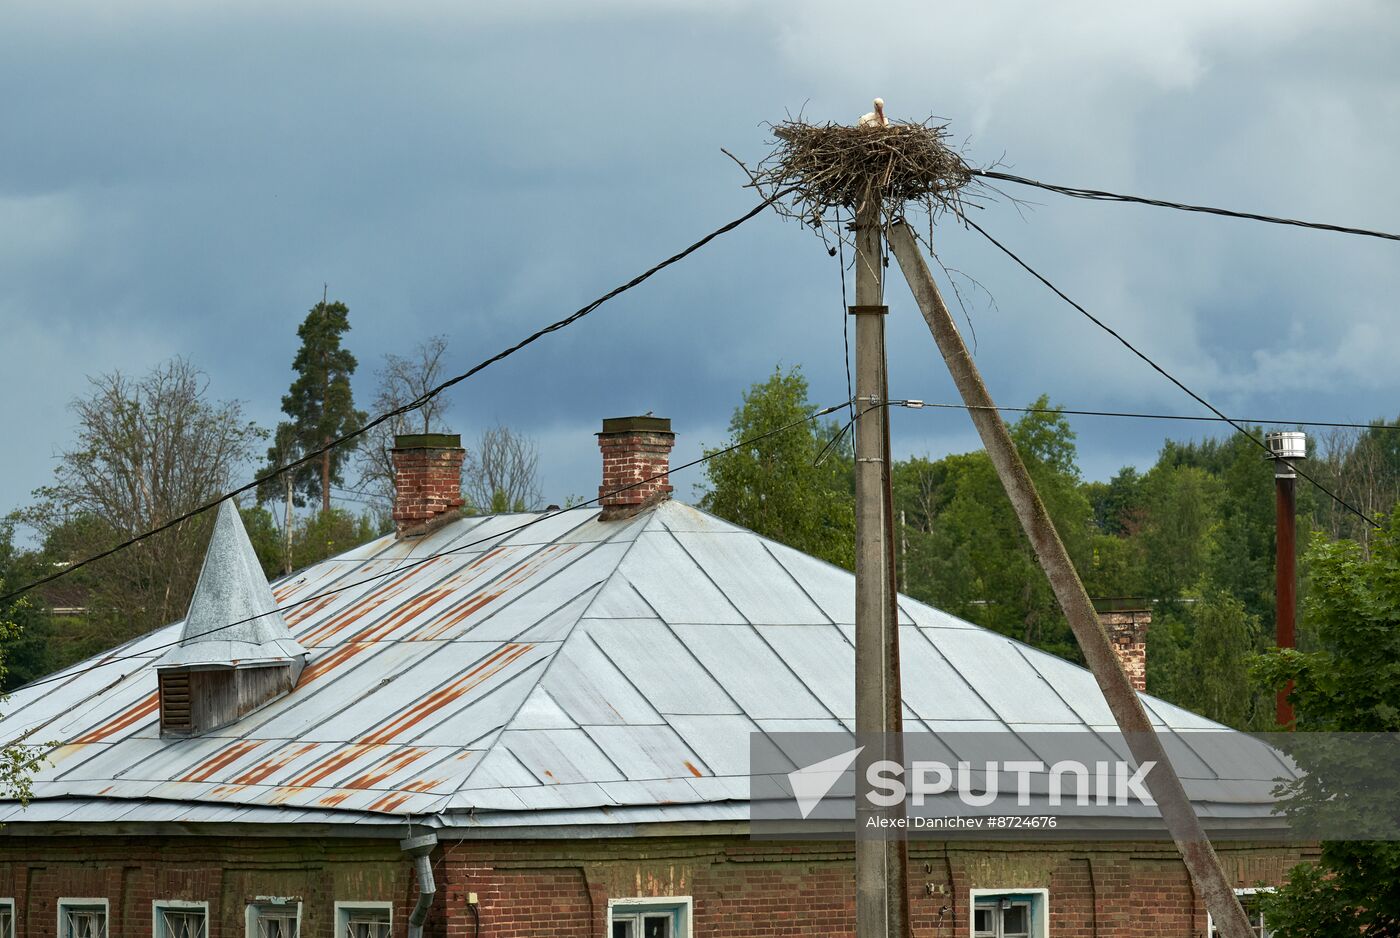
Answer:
top-left (0, 419), bottom-right (1306, 937)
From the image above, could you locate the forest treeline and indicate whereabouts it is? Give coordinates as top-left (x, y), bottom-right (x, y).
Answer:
top-left (699, 366), bottom-right (1400, 731)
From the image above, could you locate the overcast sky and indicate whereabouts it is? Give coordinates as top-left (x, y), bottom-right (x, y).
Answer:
top-left (3, 1), bottom-right (1398, 533)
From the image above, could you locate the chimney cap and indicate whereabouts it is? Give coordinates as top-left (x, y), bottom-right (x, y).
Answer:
top-left (392, 432), bottom-right (463, 451)
top-left (599, 415), bottom-right (672, 436)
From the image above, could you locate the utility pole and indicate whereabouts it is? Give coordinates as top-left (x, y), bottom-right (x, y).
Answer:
top-left (888, 221), bottom-right (1256, 938)
top-left (1267, 431), bottom-right (1305, 728)
top-left (852, 194), bottom-right (910, 938)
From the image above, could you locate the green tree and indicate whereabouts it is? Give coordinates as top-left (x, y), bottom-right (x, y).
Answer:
top-left (700, 366), bottom-right (855, 570)
top-left (0, 522), bottom-right (55, 691)
top-left (290, 508), bottom-right (381, 571)
top-left (0, 527), bottom-right (54, 800)
top-left (240, 505), bottom-right (286, 581)
top-left (273, 298), bottom-right (366, 515)
top-left (1137, 465), bottom-right (1220, 612)
top-left (897, 398), bottom-right (1093, 659)
top-left (1252, 519), bottom-right (1400, 935)
top-left (20, 359), bottom-right (262, 638)
top-left (1178, 590), bottom-right (1267, 729)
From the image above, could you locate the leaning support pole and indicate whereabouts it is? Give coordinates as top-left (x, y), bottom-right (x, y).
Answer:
top-left (888, 221), bottom-right (1254, 938)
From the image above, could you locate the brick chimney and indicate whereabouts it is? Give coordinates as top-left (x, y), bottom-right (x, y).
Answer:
top-left (391, 433), bottom-right (466, 537)
top-left (597, 416), bottom-right (675, 520)
top-left (1100, 608), bottom-right (1150, 693)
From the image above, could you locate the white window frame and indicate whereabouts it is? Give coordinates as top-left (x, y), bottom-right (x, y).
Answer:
top-left (58, 897), bottom-right (109, 938)
top-left (334, 901), bottom-right (393, 938)
top-left (606, 896), bottom-right (694, 938)
top-left (246, 897), bottom-right (302, 938)
top-left (970, 888), bottom-right (1049, 938)
top-left (0, 898), bottom-right (15, 938)
top-left (1207, 887), bottom-right (1275, 937)
top-left (153, 900), bottom-right (209, 938)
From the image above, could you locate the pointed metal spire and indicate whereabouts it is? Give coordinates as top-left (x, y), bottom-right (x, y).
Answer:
top-left (157, 500), bottom-right (307, 668)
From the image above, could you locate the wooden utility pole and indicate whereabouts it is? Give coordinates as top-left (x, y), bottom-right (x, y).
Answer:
top-left (888, 221), bottom-right (1256, 938)
top-left (852, 195), bottom-right (910, 938)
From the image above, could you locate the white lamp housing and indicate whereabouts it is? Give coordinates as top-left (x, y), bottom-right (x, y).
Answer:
top-left (1266, 430), bottom-right (1307, 461)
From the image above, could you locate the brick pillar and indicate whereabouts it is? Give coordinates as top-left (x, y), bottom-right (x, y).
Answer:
top-left (597, 416), bottom-right (675, 520)
top-left (391, 433), bottom-right (466, 537)
top-left (1101, 609), bottom-right (1150, 693)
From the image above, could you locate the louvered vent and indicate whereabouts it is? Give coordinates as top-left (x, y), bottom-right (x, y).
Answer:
top-left (159, 669), bottom-right (193, 734)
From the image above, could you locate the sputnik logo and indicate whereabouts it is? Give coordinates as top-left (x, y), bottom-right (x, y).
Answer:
top-left (788, 746), bottom-right (864, 819)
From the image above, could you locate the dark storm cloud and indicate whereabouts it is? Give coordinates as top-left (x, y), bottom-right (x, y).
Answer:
top-left (2, 1), bottom-right (1398, 524)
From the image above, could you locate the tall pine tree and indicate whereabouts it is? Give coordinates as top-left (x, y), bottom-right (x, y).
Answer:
top-left (273, 297), bottom-right (366, 515)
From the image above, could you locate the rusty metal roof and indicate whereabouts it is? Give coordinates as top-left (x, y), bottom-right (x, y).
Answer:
top-left (0, 500), bottom-right (1290, 833)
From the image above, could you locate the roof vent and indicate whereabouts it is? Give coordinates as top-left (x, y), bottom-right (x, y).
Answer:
top-left (155, 500), bottom-right (307, 736)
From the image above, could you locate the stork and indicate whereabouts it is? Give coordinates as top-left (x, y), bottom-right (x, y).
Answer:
top-left (858, 97), bottom-right (887, 129)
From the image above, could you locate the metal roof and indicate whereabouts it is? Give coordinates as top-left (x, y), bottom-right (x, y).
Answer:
top-left (0, 500), bottom-right (1292, 832)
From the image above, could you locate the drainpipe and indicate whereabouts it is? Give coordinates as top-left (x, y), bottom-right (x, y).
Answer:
top-left (400, 832), bottom-right (437, 938)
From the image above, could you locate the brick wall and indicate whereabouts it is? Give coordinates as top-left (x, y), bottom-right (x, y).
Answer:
top-left (0, 833), bottom-right (1312, 937)
top-left (1100, 610), bottom-right (1150, 693)
top-left (438, 836), bottom-right (1314, 937)
top-left (0, 836), bottom-right (419, 938)
top-left (391, 434), bottom-right (466, 537)
top-left (597, 417), bottom-right (675, 519)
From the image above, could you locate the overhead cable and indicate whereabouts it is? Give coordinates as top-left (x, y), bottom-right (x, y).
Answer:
top-left (0, 192), bottom-right (788, 606)
top-left (962, 216), bottom-right (1381, 529)
top-left (14, 401), bottom-right (846, 695)
top-left (973, 169), bottom-right (1400, 243)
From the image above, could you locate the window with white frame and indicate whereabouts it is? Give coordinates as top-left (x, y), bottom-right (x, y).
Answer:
top-left (1208, 888), bottom-right (1273, 938)
top-left (335, 903), bottom-right (391, 938)
top-left (607, 897), bottom-right (692, 938)
top-left (0, 899), bottom-right (14, 938)
top-left (59, 899), bottom-right (109, 938)
top-left (154, 902), bottom-right (208, 938)
top-left (247, 900), bottom-right (300, 938)
top-left (971, 889), bottom-right (1048, 938)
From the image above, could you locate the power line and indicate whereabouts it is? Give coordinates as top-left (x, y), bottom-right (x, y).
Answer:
top-left (0, 193), bottom-right (787, 606)
top-left (973, 169), bottom-right (1400, 243)
top-left (14, 401), bottom-right (848, 695)
top-left (886, 400), bottom-right (1400, 433)
top-left (962, 216), bottom-right (1381, 529)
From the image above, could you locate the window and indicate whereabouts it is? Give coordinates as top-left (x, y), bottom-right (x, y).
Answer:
top-left (60, 899), bottom-right (109, 938)
top-left (970, 890), bottom-right (1048, 938)
top-left (335, 903), bottom-right (391, 938)
top-left (1208, 888), bottom-right (1273, 938)
top-left (0, 899), bottom-right (14, 938)
top-left (247, 900), bottom-right (300, 938)
top-left (607, 898), bottom-right (692, 938)
top-left (154, 902), bottom-right (208, 938)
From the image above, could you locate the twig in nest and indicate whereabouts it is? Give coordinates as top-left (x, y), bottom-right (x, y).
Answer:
top-left (729, 118), bottom-right (981, 246)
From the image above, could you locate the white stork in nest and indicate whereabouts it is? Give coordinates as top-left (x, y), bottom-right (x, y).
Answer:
top-left (858, 97), bottom-right (887, 129)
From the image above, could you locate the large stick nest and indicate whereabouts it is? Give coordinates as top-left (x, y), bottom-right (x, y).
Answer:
top-left (730, 118), bottom-right (983, 240)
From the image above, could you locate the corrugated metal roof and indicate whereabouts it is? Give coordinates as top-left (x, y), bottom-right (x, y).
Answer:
top-left (0, 500), bottom-right (1291, 831)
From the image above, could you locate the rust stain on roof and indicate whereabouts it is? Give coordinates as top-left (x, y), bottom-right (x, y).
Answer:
top-left (318, 791), bottom-right (351, 807)
top-left (411, 545), bottom-right (577, 642)
top-left (284, 592), bottom-right (338, 626)
top-left (344, 747), bottom-right (431, 790)
top-left (74, 692), bottom-right (159, 743)
top-left (287, 743), bottom-right (380, 790)
top-left (361, 643), bottom-right (534, 745)
top-left (368, 791), bottom-right (413, 813)
top-left (180, 739), bottom-right (265, 783)
top-left (401, 777), bottom-right (445, 793)
top-left (298, 559), bottom-right (448, 647)
top-left (232, 742), bottom-right (321, 786)
top-left (684, 761), bottom-right (704, 778)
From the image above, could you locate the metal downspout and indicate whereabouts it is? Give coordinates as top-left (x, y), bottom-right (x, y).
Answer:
top-left (400, 832), bottom-right (437, 938)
